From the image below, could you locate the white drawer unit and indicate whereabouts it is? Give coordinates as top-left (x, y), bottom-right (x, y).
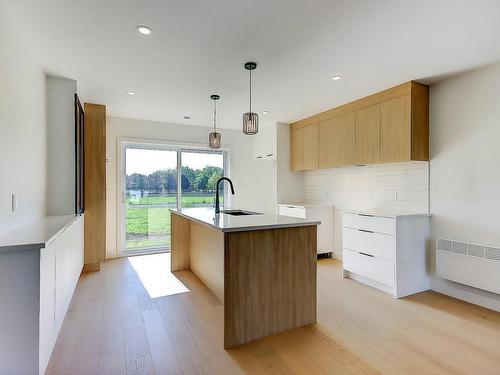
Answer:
top-left (343, 213), bottom-right (396, 235)
top-left (342, 211), bottom-right (430, 298)
top-left (342, 227), bottom-right (396, 261)
top-left (278, 204), bottom-right (333, 255)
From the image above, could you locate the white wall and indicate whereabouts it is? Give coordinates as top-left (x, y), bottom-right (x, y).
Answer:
top-left (430, 62), bottom-right (500, 311)
top-left (0, 12), bottom-right (47, 236)
top-left (305, 162), bottom-right (429, 257)
top-left (276, 123), bottom-right (304, 204)
top-left (106, 117), bottom-right (277, 258)
top-left (46, 76), bottom-right (77, 215)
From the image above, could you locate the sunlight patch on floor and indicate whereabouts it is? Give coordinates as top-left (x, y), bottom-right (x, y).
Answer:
top-left (128, 253), bottom-right (189, 298)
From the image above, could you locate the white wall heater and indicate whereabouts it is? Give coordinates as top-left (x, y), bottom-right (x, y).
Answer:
top-left (436, 238), bottom-right (500, 295)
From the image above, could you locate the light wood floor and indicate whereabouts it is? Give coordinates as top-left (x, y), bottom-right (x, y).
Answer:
top-left (46, 253), bottom-right (500, 375)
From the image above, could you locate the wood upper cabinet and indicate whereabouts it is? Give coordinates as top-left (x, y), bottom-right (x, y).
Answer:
top-left (303, 123), bottom-right (318, 170)
top-left (290, 123), bottom-right (318, 171)
top-left (355, 104), bottom-right (381, 165)
top-left (380, 83), bottom-right (429, 163)
top-left (290, 127), bottom-right (304, 171)
top-left (290, 81), bottom-right (429, 170)
top-left (319, 113), bottom-right (355, 168)
top-left (380, 95), bottom-right (411, 163)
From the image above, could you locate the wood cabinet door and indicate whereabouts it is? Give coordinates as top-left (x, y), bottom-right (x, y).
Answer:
top-left (356, 104), bottom-right (380, 165)
top-left (319, 112), bottom-right (356, 168)
top-left (303, 123), bottom-right (318, 170)
top-left (290, 127), bottom-right (304, 171)
top-left (380, 95), bottom-right (411, 163)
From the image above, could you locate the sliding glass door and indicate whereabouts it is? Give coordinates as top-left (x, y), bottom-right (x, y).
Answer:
top-left (121, 143), bottom-right (227, 256)
top-left (181, 151), bottom-right (224, 208)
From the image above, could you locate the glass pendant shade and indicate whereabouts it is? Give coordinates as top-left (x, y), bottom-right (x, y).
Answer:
top-left (209, 94), bottom-right (221, 149)
top-left (209, 131), bottom-right (221, 149)
top-left (242, 112), bottom-right (259, 135)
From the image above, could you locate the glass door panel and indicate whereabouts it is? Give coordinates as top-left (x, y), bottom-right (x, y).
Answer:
top-left (181, 151), bottom-right (225, 209)
top-left (125, 147), bottom-right (177, 253)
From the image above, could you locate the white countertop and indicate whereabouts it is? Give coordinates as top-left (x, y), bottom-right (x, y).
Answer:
top-left (171, 207), bottom-right (320, 232)
top-left (278, 202), bottom-right (334, 208)
top-left (343, 209), bottom-right (431, 218)
top-left (0, 215), bottom-right (80, 253)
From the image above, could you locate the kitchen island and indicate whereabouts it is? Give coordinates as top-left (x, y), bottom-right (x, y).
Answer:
top-left (170, 207), bottom-right (320, 348)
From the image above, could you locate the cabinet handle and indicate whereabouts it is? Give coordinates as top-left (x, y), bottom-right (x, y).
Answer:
top-left (266, 153), bottom-right (274, 157)
top-left (358, 252), bottom-right (374, 257)
top-left (256, 156), bottom-right (263, 159)
top-left (358, 229), bottom-right (374, 234)
top-left (358, 213), bottom-right (374, 217)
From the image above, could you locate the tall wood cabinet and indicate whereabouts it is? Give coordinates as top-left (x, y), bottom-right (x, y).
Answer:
top-left (290, 81), bottom-right (429, 171)
top-left (84, 103), bottom-right (106, 272)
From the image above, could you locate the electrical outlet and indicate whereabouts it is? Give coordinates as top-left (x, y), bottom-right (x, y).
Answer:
top-left (11, 194), bottom-right (17, 212)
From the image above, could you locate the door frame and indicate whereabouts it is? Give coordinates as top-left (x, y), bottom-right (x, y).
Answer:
top-left (117, 137), bottom-right (230, 257)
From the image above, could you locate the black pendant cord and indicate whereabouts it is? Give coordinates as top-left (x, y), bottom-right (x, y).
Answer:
top-left (249, 69), bottom-right (252, 113)
top-left (213, 99), bottom-right (217, 132)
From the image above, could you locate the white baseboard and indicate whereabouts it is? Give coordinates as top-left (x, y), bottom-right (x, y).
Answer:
top-left (431, 276), bottom-right (500, 312)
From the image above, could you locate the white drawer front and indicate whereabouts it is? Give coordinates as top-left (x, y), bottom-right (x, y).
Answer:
top-left (343, 213), bottom-right (396, 235)
top-left (278, 206), bottom-right (306, 219)
top-left (342, 227), bottom-right (396, 261)
top-left (342, 249), bottom-right (395, 287)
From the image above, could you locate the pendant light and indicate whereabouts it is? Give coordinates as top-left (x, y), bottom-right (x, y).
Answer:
top-left (242, 62), bottom-right (258, 135)
top-left (209, 94), bottom-right (221, 149)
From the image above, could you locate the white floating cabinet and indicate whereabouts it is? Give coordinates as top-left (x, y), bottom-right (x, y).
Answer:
top-left (0, 215), bottom-right (84, 375)
top-left (342, 211), bottom-right (430, 298)
top-left (278, 204), bottom-right (334, 255)
top-left (253, 124), bottom-right (277, 160)
top-left (39, 215), bottom-right (84, 374)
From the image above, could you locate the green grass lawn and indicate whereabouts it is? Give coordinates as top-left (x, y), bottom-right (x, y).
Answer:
top-left (127, 194), bottom-right (220, 207)
top-left (125, 193), bottom-right (222, 249)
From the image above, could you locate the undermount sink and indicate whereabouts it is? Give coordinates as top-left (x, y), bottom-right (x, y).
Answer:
top-left (221, 209), bottom-right (261, 216)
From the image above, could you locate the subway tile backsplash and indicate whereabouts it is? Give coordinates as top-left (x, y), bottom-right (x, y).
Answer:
top-left (305, 161), bottom-right (429, 213)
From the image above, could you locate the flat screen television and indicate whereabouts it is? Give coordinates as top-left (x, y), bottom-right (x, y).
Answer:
top-left (75, 94), bottom-right (84, 214)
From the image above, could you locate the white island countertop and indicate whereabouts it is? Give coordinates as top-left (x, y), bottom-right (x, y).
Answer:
top-left (171, 207), bottom-right (320, 232)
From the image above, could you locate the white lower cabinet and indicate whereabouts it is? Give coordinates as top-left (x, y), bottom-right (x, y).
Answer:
top-left (39, 215), bottom-right (84, 375)
top-left (278, 204), bottom-right (334, 255)
top-left (342, 211), bottom-right (430, 298)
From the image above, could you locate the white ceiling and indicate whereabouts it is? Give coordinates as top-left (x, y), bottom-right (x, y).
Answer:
top-left (3, 0), bottom-right (500, 130)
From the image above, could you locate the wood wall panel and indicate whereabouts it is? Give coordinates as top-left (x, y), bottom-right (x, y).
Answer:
top-left (224, 225), bottom-right (317, 348)
top-left (355, 104), bottom-right (381, 165)
top-left (170, 212), bottom-right (190, 272)
top-left (189, 221), bottom-right (224, 301)
top-left (83, 103), bottom-right (106, 271)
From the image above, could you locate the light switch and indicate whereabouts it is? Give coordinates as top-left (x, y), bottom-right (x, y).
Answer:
top-left (11, 194), bottom-right (18, 212)
top-left (389, 191), bottom-right (398, 201)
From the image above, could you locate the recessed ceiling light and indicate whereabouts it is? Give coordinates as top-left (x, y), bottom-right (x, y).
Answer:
top-left (183, 116), bottom-right (191, 120)
top-left (136, 25), bottom-right (153, 35)
top-left (332, 75), bottom-right (342, 81)
top-left (127, 91), bottom-right (136, 96)
top-left (262, 111), bottom-right (269, 115)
